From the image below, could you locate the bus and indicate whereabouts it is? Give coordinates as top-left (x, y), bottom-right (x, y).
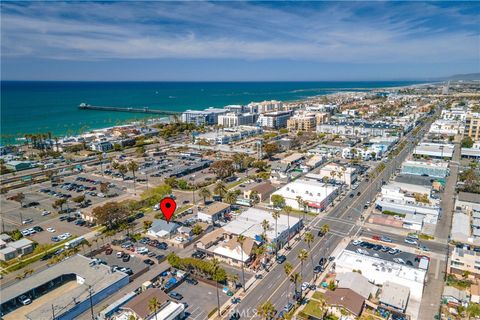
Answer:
top-left (64, 236), bottom-right (85, 250)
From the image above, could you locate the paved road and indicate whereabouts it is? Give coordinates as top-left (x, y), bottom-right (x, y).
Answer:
top-left (230, 115), bottom-right (436, 319)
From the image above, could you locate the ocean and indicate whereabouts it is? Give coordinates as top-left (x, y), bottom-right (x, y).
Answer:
top-left (1, 81), bottom-right (422, 145)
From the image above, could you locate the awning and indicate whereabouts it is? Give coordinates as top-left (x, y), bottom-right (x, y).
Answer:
top-left (307, 202), bottom-right (322, 209)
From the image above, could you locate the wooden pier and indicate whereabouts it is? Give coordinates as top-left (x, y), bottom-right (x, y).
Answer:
top-left (78, 103), bottom-right (180, 115)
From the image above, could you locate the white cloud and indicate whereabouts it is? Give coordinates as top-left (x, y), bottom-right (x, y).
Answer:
top-left (1, 1), bottom-right (478, 64)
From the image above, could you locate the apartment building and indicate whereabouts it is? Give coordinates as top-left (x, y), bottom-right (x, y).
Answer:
top-left (287, 113), bottom-right (316, 131)
top-left (257, 111), bottom-right (293, 129)
top-left (465, 112), bottom-right (480, 141)
top-left (428, 119), bottom-right (462, 136)
top-left (317, 121), bottom-right (402, 137)
top-left (181, 108), bottom-right (227, 126)
top-left (217, 112), bottom-right (257, 128)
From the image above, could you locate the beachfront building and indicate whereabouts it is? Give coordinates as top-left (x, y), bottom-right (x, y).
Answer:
top-left (181, 107), bottom-right (227, 126)
top-left (401, 159), bottom-right (449, 179)
top-left (257, 111), bottom-right (293, 129)
top-left (271, 179), bottom-right (339, 213)
top-left (286, 111), bottom-right (328, 132)
top-left (247, 100), bottom-right (284, 114)
top-left (217, 112), bottom-right (257, 128)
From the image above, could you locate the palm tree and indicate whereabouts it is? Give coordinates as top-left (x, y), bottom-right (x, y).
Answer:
top-left (224, 191), bottom-right (237, 205)
top-left (304, 232), bottom-right (316, 278)
top-left (213, 180), bottom-right (227, 199)
top-left (13, 192), bottom-right (25, 224)
top-left (118, 164), bottom-right (128, 180)
top-left (257, 300), bottom-right (276, 319)
top-left (282, 205), bottom-right (293, 248)
top-left (330, 170), bottom-right (336, 183)
top-left (250, 190), bottom-right (260, 206)
top-left (127, 161), bottom-right (139, 195)
top-left (148, 297), bottom-right (161, 320)
top-left (296, 195), bottom-right (307, 223)
top-left (283, 261), bottom-right (293, 305)
top-left (320, 224), bottom-right (330, 235)
top-left (289, 272), bottom-right (302, 299)
top-left (237, 234), bottom-right (247, 292)
top-left (261, 219), bottom-right (270, 243)
top-left (112, 161), bottom-right (119, 171)
top-left (199, 187), bottom-right (211, 205)
top-left (271, 211), bottom-right (280, 258)
top-left (211, 258), bottom-right (222, 317)
top-left (298, 249), bottom-right (308, 294)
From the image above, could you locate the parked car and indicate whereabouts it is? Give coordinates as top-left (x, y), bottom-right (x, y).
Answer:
top-left (168, 292), bottom-right (183, 300)
top-left (380, 236), bottom-right (392, 243)
top-left (276, 255), bottom-right (287, 264)
top-left (18, 295), bottom-right (32, 305)
top-left (105, 248), bottom-right (113, 255)
top-left (185, 277), bottom-right (198, 285)
top-left (22, 218), bottom-right (33, 225)
top-left (116, 252), bottom-right (124, 258)
top-left (404, 237), bottom-right (418, 245)
top-left (122, 255), bottom-right (130, 262)
top-left (144, 259), bottom-right (155, 265)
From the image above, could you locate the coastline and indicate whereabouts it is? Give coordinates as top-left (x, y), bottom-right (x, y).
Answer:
top-left (0, 80), bottom-right (430, 146)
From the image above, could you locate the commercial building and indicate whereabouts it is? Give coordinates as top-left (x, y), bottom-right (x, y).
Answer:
top-left (428, 119), bottom-right (461, 136)
top-left (461, 143), bottom-right (480, 160)
top-left (307, 163), bottom-right (357, 186)
top-left (222, 208), bottom-right (302, 249)
top-left (0, 255), bottom-right (129, 319)
top-left (271, 179), bottom-right (339, 213)
top-left (413, 142), bottom-right (455, 159)
top-left (375, 182), bottom-right (441, 225)
top-left (195, 126), bottom-right (262, 145)
top-left (181, 108), bottom-right (227, 126)
top-left (441, 107), bottom-right (468, 121)
top-left (335, 243), bottom-right (428, 302)
top-left (380, 281), bottom-right (410, 313)
top-left (400, 159), bottom-right (449, 179)
top-left (243, 183), bottom-right (276, 203)
top-left (317, 121), bottom-right (402, 137)
top-left (217, 112), bottom-right (257, 128)
top-left (464, 112), bottom-right (480, 141)
top-left (195, 229), bottom-right (256, 267)
top-left (197, 202), bottom-right (231, 223)
top-left (5, 160), bottom-right (34, 171)
top-left (0, 238), bottom-right (34, 262)
top-left (118, 288), bottom-right (185, 320)
top-left (256, 111), bottom-right (293, 129)
top-left (91, 141), bottom-right (114, 152)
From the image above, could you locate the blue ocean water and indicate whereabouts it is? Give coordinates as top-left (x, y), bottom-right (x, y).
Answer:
top-left (1, 81), bottom-right (421, 145)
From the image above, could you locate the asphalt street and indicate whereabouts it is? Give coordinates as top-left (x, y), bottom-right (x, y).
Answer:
top-left (231, 115), bottom-right (437, 319)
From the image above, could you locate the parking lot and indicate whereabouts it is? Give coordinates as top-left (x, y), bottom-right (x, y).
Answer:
top-left (174, 279), bottom-right (230, 320)
top-left (94, 250), bottom-right (149, 276)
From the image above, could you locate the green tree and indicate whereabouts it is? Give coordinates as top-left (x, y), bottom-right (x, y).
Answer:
top-left (192, 224), bottom-right (203, 235)
top-left (148, 297), bottom-right (161, 320)
top-left (261, 219), bottom-right (270, 243)
top-left (118, 164), bottom-right (128, 180)
top-left (250, 190), bottom-right (260, 206)
top-left (320, 224), bottom-right (330, 235)
top-left (211, 160), bottom-right (235, 179)
top-left (283, 205), bottom-right (293, 247)
top-left (264, 143), bottom-right (279, 159)
top-left (199, 187), bottom-right (211, 205)
top-left (298, 249), bottom-right (308, 293)
top-left (143, 220), bottom-right (153, 232)
top-left (237, 234), bottom-right (247, 292)
top-left (304, 231), bottom-right (315, 277)
top-left (213, 180), bottom-right (227, 199)
top-left (211, 258), bottom-right (222, 317)
top-left (224, 191), bottom-right (238, 205)
top-left (271, 210), bottom-right (280, 258)
top-left (92, 202), bottom-right (129, 228)
top-left (127, 161), bottom-right (139, 195)
top-left (257, 300), bottom-right (276, 319)
top-left (462, 136), bottom-right (474, 148)
top-left (271, 194), bottom-right (286, 209)
top-left (72, 195), bottom-right (85, 204)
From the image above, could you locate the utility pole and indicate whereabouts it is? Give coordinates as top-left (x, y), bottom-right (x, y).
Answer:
top-left (51, 304), bottom-right (56, 320)
top-left (88, 285), bottom-right (94, 320)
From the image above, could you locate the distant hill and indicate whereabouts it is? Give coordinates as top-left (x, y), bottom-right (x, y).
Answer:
top-left (443, 73), bottom-right (480, 81)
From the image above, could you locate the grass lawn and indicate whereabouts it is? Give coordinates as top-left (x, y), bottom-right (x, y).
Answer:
top-left (301, 300), bottom-right (325, 318)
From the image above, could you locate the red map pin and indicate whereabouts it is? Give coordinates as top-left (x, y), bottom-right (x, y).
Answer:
top-left (160, 197), bottom-right (176, 222)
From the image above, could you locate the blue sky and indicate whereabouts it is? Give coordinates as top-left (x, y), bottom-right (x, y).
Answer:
top-left (1, 1), bottom-right (479, 81)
